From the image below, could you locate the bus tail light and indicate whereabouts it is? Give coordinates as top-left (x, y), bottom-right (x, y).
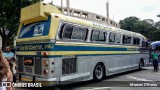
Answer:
top-left (43, 69), bottom-right (48, 75)
top-left (43, 52), bottom-right (48, 57)
top-left (43, 61), bottom-right (48, 66)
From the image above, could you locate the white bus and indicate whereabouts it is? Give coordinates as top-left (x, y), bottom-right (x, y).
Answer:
top-left (15, 2), bottom-right (149, 86)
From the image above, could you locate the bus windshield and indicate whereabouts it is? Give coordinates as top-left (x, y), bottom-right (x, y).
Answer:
top-left (18, 17), bottom-right (51, 39)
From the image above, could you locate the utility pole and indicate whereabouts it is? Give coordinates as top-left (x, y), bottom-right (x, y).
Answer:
top-left (106, 0), bottom-right (110, 26)
top-left (61, 0), bottom-right (64, 13)
top-left (67, 0), bottom-right (70, 15)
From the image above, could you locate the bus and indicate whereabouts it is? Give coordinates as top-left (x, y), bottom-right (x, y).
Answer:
top-left (15, 2), bottom-right (149, 86)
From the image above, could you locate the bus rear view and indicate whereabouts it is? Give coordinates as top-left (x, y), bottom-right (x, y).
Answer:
top-left (16, 2), bottom-right (62, 86)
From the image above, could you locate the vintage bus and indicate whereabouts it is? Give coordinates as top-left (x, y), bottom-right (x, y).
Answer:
top-left (15, 2), bottom-right (149, 86)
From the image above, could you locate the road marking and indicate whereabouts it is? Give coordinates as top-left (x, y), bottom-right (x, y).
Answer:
top-left (83, 87), bottom-right (111, 90)
top-left (126, 75), bottom-right (153, 81)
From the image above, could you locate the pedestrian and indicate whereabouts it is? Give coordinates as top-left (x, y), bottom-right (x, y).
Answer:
top-left (3, 46), bottom-right (16, 83)
top-left (151, 50), bottom-right (159, 72)
top-left (0, 50), bottom-right (13, 90)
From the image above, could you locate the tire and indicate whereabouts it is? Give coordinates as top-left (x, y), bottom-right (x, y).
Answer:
top-left (93, 64), bottom-right (105, 81)
top-left (139, 60), bottom-right (143, 70)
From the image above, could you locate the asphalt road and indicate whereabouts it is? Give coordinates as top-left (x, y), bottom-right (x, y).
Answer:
top-left (15, 66), bottom-right (160, 90)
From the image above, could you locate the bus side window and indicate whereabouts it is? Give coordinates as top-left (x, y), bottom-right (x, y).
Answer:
top-left (59, 24), bottom-right (66, 39)
top-left (115, 34), bottom-right (121, 44)
top-left (91, 30), bottom-right (99, 41)
top-left (133, 37), bottom-right (140, 45)
top-left (62, 24), bottom-right (74, 39)
top-left (98, 31), bottom-right (106, 42)
top-left (71, 26), bottom-right (88, 41)
top-left (122, 35), bottom-right (131, 44)
top-left (142, 41), bottom-right (149, 50)
top-left (109, 32), bottom-right (116, 43)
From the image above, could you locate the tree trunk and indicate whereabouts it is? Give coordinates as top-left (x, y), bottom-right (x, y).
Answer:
top-left (2, 37), bottom-right (8, 52)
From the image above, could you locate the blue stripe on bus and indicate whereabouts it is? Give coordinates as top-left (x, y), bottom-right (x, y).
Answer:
top-left (16, 43), bottom-right (134, 51)
top-left (53, 45), bottom-right (128, 51)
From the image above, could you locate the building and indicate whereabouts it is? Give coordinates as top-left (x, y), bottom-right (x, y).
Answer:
top-left (55, 0), bottom-right (120, 28)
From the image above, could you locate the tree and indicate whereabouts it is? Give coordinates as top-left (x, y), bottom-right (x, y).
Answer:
top-left (154, 21), bottom-right (160, 29)
top-left (0, 0), bottom-right (40, 50)
top-left (119, 16), bottom-right (139, 31)
top-left (143, 19), bottom-right (154, 25)
top-left (119, 16), bottom-right (159, 41)
top-left (133, 20), bottom-right (156, 40)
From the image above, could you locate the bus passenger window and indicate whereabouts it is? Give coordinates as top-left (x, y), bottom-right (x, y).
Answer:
top-left (62, 24), bottom-right (74, 39)
top-left (92, 30), bottom-right (99, 41)
top-left (115, 34), bottom-right (121, 44)
top-left (71, 26), bottom-right (88, 40)
top-left (133, 37), bottom-right (140, 45)
top-left (142, 41), bottom-right (149, 50)
top-left (109, 33), bottom-right (115, 43)
top-left (99, 31), bottom-right (106, 42)
top-left (122, 35), bottom-right (131, 44)
top-left (126, 36), bottom-right (131, 44)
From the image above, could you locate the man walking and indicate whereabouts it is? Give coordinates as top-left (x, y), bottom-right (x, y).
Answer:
top-left (151, 50), bottom-right (159, 72)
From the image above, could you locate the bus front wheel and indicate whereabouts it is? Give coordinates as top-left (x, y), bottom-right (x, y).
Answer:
top-left (93, 63), bottom-right (105, 81)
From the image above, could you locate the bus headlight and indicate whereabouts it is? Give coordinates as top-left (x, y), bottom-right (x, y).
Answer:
top-left (43, 61), bottom-right (48, 66)
top-left (43, 69), bottom-right (48, 75)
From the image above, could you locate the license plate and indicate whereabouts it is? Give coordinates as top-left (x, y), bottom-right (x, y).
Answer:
top-left (26, 67), bottom-right (32, 73)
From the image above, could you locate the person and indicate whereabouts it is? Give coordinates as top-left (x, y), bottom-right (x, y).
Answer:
top-left (0, 50), bottom-right (13, 90)
top-left (151, 50), bottom-right (159, 72)
top-left (3, 46), bottom-right (16, 83)
top-left (3, 46), bottom-right (15, 64)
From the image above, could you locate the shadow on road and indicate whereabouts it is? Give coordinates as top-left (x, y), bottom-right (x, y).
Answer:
top-left (56, 69), bottom-right (147, 90)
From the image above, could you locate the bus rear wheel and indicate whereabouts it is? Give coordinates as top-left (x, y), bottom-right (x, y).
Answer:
top-left (93, 64), bottom-right (105, 81)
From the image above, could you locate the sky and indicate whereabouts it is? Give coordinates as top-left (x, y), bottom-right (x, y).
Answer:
top-left (44, 0), bottom-right (160, 23)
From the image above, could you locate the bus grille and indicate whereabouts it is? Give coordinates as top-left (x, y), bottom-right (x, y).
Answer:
top-left (62, 57), bottom-right (77, 75)
top-left (34, 57), bottom-right (42, 75)
top-left (18, 56), bottom-right (23, 72)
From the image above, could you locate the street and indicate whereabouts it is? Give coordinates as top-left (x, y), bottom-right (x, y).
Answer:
top-left (15, 66), bottom-right (160, 90)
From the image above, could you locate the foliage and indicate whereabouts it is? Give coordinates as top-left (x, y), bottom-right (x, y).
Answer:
top-left (119, 17), bottom-right (139, 31)
top-left (154, 21), bottom-right (160, 29)
top-left (0, 0), bottom-right (40, 50)
top-left (119, 16), bottom-right (160, 41)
